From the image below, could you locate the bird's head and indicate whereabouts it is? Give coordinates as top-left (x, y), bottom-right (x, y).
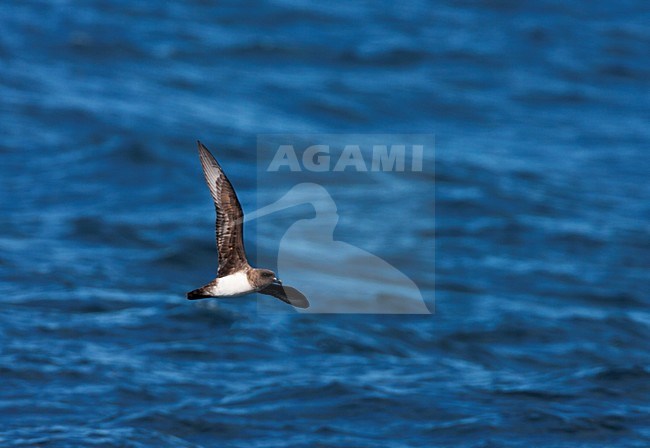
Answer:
top-left (249, 268), bottom-right (281, 289)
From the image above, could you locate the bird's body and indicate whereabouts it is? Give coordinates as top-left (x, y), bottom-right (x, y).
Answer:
top-left (186, 141), bottom-right (309, 309)
top-left (207, 272), bottom-right (253, 297)
top-left (191, 272), bottom-right (251, 298)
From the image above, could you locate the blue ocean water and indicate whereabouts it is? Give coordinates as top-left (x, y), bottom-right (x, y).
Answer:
top-left (1, 1), bottom-right (649, 446)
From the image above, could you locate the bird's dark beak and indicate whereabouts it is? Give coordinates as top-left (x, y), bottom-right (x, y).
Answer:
top-left (273, 278), bottom-right (282, 285)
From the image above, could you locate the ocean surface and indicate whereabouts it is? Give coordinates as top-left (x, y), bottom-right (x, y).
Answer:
top-left (1, 1), bottom-right (649, 446)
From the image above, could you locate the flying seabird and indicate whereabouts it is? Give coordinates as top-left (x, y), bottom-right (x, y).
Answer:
top-left (187, 141), bottom-right (310, 309)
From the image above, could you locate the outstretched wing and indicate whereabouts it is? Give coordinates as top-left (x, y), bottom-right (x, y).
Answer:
top-left (197, 141), bottom-right (249, 277)
top-left (259, 283), bottom-right (310, 309)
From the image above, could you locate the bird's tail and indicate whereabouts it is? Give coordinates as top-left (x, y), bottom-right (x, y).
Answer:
top-left (186, 286), bottom-right (213, 300)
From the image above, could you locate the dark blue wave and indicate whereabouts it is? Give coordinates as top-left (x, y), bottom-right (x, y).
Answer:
top-left (1, 0), bottom-right (649, 446)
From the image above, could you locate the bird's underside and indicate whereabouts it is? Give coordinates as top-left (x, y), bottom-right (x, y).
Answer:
top-left (186, 141), bottom-right (310, 309)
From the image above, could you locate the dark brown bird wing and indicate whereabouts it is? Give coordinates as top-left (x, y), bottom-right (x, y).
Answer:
top-left (197, 141), bottom-right (249, 277)
top-left (259, 283), bottom-right (310, 309)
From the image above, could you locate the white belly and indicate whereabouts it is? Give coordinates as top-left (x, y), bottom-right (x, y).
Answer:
top-left (213, 272), bottom-right (254, 297)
